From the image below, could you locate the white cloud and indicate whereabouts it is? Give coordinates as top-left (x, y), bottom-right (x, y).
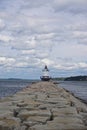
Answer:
top-left (14, 62), bottom-right (28, 68)
top-left (54, 62), bottom-right (87, 71)
top-left (35, 52), bottom-right (49, 59)
top-left (25, 37), bottom-right (36, 48)
top-left (41, 58), bottom-right (54, 66)
top-left (73, 31), bottom-right (87, 38)
top-left (0, 0), bottom-right (87, 78)
top-left (0, 56), bottom-right (15, 66)
top-left (0, 34), bottom-right (13, 42)
top-left (35, 33), bottom-right (55, 40)
top-left (78, 62), bottom-right (87, 68)
top-left (21, 49), bottom-right (35, 55)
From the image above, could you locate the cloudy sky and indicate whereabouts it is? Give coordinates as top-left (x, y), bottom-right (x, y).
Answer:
top-left (0, 0), bottom-right (87, 79)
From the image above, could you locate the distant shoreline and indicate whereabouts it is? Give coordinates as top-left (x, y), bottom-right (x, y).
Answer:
top-left (53, 75), bottom-right (87, 81)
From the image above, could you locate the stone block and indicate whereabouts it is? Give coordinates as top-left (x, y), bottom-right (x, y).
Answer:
top-left (52, 107), bottom-right (78, 117)
top-left (18, 109), bottom-right (51, 120)
top-left (27, 116), bottom-right (50, 123)
top-left (0, 117), bottom-right (20, 130)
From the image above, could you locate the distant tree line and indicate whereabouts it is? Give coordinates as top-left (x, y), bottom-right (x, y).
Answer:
top-left (52, 77), bottom-right (65, 81)
top-left (64, 76), bottom-right (87, 81)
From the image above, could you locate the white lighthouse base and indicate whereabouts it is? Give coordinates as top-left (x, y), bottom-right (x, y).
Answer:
top-left (40, 76), bottom-right (51, 81)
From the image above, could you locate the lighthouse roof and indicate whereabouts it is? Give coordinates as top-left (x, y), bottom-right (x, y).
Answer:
top-left (43, 65), bottom-right (49, 71)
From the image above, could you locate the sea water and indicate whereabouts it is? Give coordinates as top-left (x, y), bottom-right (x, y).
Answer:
top-left (0, 79), bottom-right (34, 98)
top-left (59, 81), bottom-right (87, 103)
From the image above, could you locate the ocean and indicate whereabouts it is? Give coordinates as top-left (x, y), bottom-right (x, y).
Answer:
top-left (59, 81), bottom-right (87, 103)
top-left (0, 79), bottom-right (35, 98)
top-left (0, 80), bottom-right (87, 104)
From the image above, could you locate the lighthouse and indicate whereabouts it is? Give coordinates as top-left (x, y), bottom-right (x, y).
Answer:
top-left (40, 65), bottom-right (51, 81)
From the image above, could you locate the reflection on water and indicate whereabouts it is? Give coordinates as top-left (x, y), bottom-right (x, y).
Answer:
top-left (59, 81), bottom-right (87, 103)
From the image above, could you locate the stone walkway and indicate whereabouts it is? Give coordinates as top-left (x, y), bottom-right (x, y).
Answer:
top-left (0, 81), bottom-right (87, 130)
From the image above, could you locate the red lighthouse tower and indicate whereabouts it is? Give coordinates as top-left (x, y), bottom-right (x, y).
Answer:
top-left (40, 65), bottom-right (51, 81)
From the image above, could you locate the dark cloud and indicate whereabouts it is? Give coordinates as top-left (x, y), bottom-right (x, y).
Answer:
top-left (52, 1), bottom-right (87, 14)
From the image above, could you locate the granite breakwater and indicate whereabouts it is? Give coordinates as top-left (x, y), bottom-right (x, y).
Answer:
top-left (0, 81), bottom-right (87, 130)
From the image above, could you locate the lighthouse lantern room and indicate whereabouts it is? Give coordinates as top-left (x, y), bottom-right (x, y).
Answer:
top-left (40, 65), bottom-right (51, 81)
